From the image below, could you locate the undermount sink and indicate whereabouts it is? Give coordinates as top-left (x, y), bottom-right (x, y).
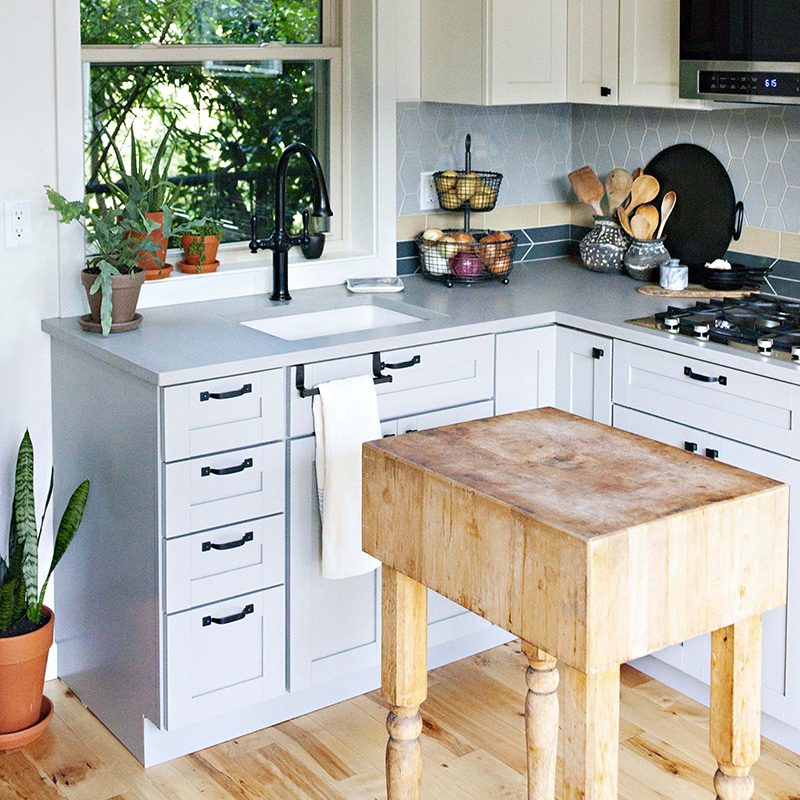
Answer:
top-left (241, 304), bottom-right (427, 341)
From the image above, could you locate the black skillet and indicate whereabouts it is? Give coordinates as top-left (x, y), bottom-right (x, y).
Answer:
top-left (645, 144), bottom-right (744, 276)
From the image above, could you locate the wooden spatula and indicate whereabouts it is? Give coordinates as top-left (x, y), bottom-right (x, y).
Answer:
top-left (568, 166), bottom-right (604, 216)
top-left (605, 168), bottom-right (633, 216)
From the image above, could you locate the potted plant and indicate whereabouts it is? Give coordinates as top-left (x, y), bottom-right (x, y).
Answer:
top-left (104, 124), bottom-right (177, 279)
top-left (46, 185), bottom-right (166, 335)
top-left (179, 218), bottom-right (223, 273)
top-left (0, 432), bottom-right (89, 749)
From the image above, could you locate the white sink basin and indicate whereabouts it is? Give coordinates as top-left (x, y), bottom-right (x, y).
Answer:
top-left (242, 304), bottom-right (427, 340)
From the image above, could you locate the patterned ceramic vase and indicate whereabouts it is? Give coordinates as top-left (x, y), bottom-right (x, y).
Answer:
top-left (579, 216), bottom-right (629, 274)
top-left (624, 237), bottom-right (671, 282)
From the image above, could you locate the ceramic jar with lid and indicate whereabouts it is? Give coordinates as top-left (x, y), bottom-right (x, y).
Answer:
top-left (579, 216), bottom-right (628, 274)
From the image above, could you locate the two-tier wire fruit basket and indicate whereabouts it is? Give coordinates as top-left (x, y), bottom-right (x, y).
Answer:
top-left (416, 134), bottom-right (515, 287)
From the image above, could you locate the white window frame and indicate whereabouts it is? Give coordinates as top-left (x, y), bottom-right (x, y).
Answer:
top-left (54, 0), bottom-right (396, 313)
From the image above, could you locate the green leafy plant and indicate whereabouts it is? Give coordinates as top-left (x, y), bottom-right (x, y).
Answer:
top-left (46, 186), bottom-right (175, 335)
top-left (183, 219), bottom-right (224, 239)
top-left (0, 432), bottom-right (89, 634)
top-left (104, 122), bottom-right (178, 211)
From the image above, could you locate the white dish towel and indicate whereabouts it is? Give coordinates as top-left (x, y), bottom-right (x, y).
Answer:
top-left (312, 375), bottom-right (382, 580)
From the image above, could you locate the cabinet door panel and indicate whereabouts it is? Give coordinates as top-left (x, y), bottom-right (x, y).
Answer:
top-left (567, 0), bottom-right (619, 104)
top-left (555, 328), bottom-right (612, 423)
top-left (495, 327), bottom-right (557, 415)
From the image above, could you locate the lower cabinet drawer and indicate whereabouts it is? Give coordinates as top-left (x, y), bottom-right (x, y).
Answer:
top-left (164, 442), bottom-right (285, 537)
top-left (165, 516), bottom-right (285, 614)
top-left (165, 587), bottom-right (286, 730)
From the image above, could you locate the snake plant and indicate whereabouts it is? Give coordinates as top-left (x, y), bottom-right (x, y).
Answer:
top-left (0, 432), bottom-right (89, 633)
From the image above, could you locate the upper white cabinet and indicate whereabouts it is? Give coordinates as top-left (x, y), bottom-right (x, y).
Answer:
top-left (617, 0), bottom-right (708, 109)
top-left (421, 0), bottom-right (568, 105)
top-left (567, 0), bottom-right (619, 104)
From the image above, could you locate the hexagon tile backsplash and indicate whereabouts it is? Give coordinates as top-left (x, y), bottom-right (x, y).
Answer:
top-left (398, 101), bottom-right (800, 234)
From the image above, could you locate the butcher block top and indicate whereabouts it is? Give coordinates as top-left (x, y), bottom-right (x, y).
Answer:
top-left (362, 408), bottom-right (790, 672)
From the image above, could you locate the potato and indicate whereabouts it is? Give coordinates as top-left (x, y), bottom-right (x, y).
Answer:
top-left (436, 170), bottom-right (458, 192)
top-left (456, 172), bottom-right (482, 202)
top-left (470, 185), bottom-right (498, 210)
top-left (440, 189), bottom-right (462, 210)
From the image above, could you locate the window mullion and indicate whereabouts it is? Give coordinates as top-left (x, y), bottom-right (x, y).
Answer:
top-left (81, 44), bottom-right (341, 64)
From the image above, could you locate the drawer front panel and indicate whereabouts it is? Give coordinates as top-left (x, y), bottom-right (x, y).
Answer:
top-left (165, 516), bottom-right (285, 614)
top-left (613, 341), bottom-right (799, 455)
top-left (290, 336), bottom-right (495, 436)
top-left (163, 369), bottom-right (285, 462)
top-left (166, 587), bottom-right (286, 729)
top-left (164, 443), bottom-right (285, 537)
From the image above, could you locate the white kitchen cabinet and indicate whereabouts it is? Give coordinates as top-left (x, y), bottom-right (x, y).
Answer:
top-left (567, 0), bottom-right (619, 104)
top-left (555, 328), bottom-right (612, 423)
top-left (614, 406), bottom-right (799, 725)
top-left (495, 327), bottom-right (557, 415)
top-left (289, 398), bottom-right (497, 693)
top-left (618, 0), bottom-right (709, 109)
top-left (421, 0), bottom-right (568, 105)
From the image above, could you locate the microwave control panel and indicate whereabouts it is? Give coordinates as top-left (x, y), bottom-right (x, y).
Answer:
top-left (699, 70), bottom-right (800, 98)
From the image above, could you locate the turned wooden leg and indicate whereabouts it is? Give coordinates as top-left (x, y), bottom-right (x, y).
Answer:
top-left (561, 663), bottom-right (620, 800)
top-left (381, 565), bottom-right (428, 800)
top-left (522, 642), bottom-right (559, 800)
top-left (710, 616), bottom-right (762, 800)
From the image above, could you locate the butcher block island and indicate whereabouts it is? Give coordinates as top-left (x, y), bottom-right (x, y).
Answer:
top-left (363, 408), bottom-right (790, 800)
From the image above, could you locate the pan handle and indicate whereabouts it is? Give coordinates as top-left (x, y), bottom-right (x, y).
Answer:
top-left (733, 201), bottom-right (744, 241)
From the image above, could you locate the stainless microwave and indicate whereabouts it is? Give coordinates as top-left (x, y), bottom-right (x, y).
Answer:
top-left (680, 0), bottom-right (800, 104)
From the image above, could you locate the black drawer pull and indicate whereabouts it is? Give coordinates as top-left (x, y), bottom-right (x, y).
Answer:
top-left (203, 604), bottom-right (254, 627)
top-left (381, 355), bottom-right (421, 371)
top-left (592, 347), bottom-right (605, 360)
top-left (202, 531), bottom-right (254, 552)
top-left (201, 458), bottom-right (253, 477)
top-left (706, 448), bottom-right (720, 460)
top-left (684, 367), bottom-right (727, 386)
top-left (200, 383), bottom-right (252, 402)
top-left (600, 86), bottom-right (612, 97)
top-left (684, 441), bottom-right (698, 453)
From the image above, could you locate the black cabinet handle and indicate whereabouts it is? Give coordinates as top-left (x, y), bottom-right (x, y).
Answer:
top-left (200, 384), bottom-right (252, 402)
top-left (684, 367), bottom-right (727, 386)
top-left (203, 604), bottom-right (254, 627)
top-left (201, 458), bottom-right (254, 477)
top-left (592, 347), bottom-right (605, 360)
top-left (202, 531), bottom-right (254, 552)
top-left (601, 86), bottom-right (612, 97)
top-left (381, 355), bottom-right (421, 371)
top-left (684, 442), bottom-right (698, 453)
top-left (706, 448), bottom-right (720, 460)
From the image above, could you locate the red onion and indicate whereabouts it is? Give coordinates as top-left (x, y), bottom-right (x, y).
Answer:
top-left (450, 251), bottom-right (483, 277)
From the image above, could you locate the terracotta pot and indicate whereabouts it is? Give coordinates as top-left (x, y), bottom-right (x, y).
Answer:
top-left (0, 607), bottom-right (54, 735)
top-left (181, 234), bottom-right (220, 266)
top-left (126, 211), bottom-right (168, 271)
top-left (81, 268), bottom-right (145, 325)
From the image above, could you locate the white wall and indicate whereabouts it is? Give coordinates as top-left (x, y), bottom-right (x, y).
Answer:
top-left (0, 2), bottom-right (60, 661)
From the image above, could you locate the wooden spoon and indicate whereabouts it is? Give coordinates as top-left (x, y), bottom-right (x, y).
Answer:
top-left (656, 191), bottom-right (677, 239)
top-left (628, 175), bottom-right (660, 212)
top-left (605, 168), bottom-right (633, 216)
top-left (631, 213), bottom-right (652, 241)
top-left (637, 204), bottom-right (660, 239)
top-left (568, 166), bottom-right (605, 216)
top-left (617, 204), bottom-right (634, 237)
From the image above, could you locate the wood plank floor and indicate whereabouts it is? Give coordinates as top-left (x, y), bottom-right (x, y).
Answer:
top-left (3, 641), bottom-right (799, 799)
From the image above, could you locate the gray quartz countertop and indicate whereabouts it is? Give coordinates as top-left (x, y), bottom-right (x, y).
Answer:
top-left (42, 257), bottom-right (800, 387)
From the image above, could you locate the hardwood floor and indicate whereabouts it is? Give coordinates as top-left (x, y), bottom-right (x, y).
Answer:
top-left (3, 641), bottom-right (799, 799)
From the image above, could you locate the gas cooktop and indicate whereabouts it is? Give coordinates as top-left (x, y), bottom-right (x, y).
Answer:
top-left (629, 295), bottom-right (800, 362)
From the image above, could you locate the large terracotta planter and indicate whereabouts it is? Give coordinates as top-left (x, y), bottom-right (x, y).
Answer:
top-left (181, 234), bottom-right (220, 266)
top-left (81, 268), bottom-right (145, 325)
top-left (126, 210), bottom-right (168, 271)
top-left (0, 607), bottom-right (54, 737)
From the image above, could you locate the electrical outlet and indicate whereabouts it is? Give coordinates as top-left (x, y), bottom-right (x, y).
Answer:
top-left (5, 200), bottom-right (32, 247)
top-left (419, 171), bottom-right (439, 211)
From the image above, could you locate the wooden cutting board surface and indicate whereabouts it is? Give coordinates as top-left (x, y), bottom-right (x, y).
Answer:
top-left (366, 408), bottom-right (780, 541)
top-left (637, 283), bottom-right (755, 299)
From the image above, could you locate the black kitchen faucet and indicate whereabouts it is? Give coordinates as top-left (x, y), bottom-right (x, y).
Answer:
top-left (249, 142), bottom-right (333, 302)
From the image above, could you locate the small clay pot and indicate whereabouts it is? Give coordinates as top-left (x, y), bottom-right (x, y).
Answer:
top-left (81, 268), bottom-right (145, 326)
top-left (125, 211), bottom-right (168, 271)
top-left (0, 607), bottom-right (54, 738)
top-left (301, 232), bottom-right (325, 260)
top-left (181, 234), bottom-right (221, 266)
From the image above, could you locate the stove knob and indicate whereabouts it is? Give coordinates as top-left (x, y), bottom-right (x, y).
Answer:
top-left (792, 345), bottom-right (800, 362)
top-left (694, 323), bottom-right (710, 341)
top-left (758, 337), bottom-right (774, 355)
top-left (664, 316), bottom-right (680, 333)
